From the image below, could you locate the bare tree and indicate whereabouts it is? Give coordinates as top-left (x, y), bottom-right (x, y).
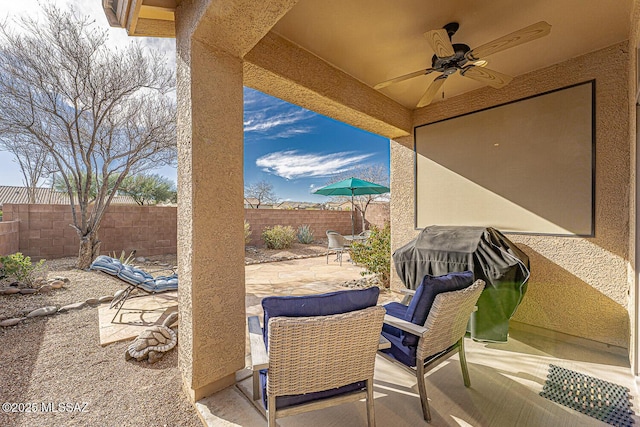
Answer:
top-left (245, 180), bottom-right (278, 209)
top-left (0, 5), bottom-right (177, 268)
top-left (0, 135), bottom-right (54, 202)
top-left (327, 164), bottom-right (389, 232)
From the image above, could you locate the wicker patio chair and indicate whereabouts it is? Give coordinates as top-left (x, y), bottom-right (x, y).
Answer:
top-left (326, 230), bottom-right (350, 265)
top-left (248, 287), bottom-right (385, 427)
top-left (379, 271), bottom-right (484, 422)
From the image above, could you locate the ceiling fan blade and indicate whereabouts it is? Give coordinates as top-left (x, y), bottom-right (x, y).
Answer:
top-left (424, 28), bottom-right (455, 57)
top-left (417, 76), bottom-right (447, 108)
top-left (461, 66), bottom-right (513, 88)
top-left (374, 68), bottom-right (434, 90)
top-left (466, 21), bottom-right (551, 60)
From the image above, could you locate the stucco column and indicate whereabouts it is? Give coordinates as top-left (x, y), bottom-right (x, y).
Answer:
top-left (390, 136), bottom-right (416, 291)
top-left (176, 34), bottom-right (245, 401)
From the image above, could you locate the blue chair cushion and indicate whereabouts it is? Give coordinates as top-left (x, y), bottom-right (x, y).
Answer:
top-left (117, 264), bottom-right (155, 286)
top-left (90, 255), bottom-right (124, 275)
top-left (259, 371), bottom-right (366, 410)
top-left (381, 302), bottom-right (407, 339)
top-left (402, 271), bottom-right (475, 347)
top-left (259, 287), bottom-right (380, 410)
top-left (138, 274), bottom-right (179, 293)
top-left (261, 286), bottom-right (380, 349)
top-left (380, 329), bottom-right (417, 367)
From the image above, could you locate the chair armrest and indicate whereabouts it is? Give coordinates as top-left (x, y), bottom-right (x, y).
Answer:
top-left (383, 314), bottom-right (428, 337)
top-left (248, 316), bottom-right (269, 371)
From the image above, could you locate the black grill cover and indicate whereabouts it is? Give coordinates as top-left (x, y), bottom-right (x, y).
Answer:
top-left (393, 226), bottom-right (530, 342)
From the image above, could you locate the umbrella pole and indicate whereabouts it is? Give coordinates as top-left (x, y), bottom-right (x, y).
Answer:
top-left (351, 191), bottom-right (355, 237)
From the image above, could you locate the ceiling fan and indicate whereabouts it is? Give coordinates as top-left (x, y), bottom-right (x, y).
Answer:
top-left (374, 21), bottom-right (551, 107)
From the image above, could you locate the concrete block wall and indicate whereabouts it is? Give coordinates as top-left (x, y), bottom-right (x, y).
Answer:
top-left (244, 209), bottom-right (354, 246)
top-left (364, 203), bottom-right (390, 229)
top-left (0, 220), bottom-right (19, 256)
top-left (2, 204), bottom-right (178, 260)
top-left (1, 204), bottom-right (390, 258)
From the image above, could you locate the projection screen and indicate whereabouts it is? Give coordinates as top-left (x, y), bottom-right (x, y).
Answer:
top-left (415, 81), bottom-right (594, 236)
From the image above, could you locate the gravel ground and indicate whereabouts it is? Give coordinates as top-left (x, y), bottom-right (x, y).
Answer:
top-left (0, 242), bottom-right (344, 427)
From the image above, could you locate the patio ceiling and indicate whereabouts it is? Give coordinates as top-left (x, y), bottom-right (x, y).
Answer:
top-left (104, 0), bottom-right (632, 109)
top-left (271, 0), bottom-right (632, 108)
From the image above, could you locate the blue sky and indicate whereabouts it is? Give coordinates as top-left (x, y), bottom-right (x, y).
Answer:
top-left (0, 0), bottom-right (390, 202)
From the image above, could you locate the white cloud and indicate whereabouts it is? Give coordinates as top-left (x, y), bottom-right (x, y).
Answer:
top-left (256, 150), bottom-right (374, 180)
top-left (243, 88), bottom-right (316, 139)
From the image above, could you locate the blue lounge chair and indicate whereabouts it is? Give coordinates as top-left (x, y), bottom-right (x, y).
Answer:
top-left (90, 255), bottom-right (178, 323)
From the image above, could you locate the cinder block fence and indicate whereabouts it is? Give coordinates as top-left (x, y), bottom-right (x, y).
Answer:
top-left (0, 204), bottom-right (389, 259)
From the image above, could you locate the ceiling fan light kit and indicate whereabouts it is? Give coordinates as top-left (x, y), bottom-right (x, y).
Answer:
top-left (375, 21), bottom-right (551, 107)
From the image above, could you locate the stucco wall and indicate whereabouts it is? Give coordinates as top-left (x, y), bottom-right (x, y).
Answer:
top-left (391, 42), bottom-right (632, 348)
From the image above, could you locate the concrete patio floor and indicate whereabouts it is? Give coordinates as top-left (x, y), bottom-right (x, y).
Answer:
top-left (97, 255), bottom-right (640, 426)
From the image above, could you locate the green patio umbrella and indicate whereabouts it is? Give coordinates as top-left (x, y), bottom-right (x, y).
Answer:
top-left (314, 177), bottom-right (390, 236)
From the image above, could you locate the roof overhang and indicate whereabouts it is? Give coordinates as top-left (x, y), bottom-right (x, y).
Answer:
top-left (102, 0), bottom-right (177, 37)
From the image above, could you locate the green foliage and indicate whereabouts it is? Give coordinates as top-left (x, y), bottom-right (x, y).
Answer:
top-left (296, 225), bottom-right (314, 244)
top-left (0, 252), bottom-right (46, 286)
top-left (349, 222), bottom-right (391, 288)
top-left (262, 225), bottom-right (296, 249)
top-left (109, 250), bottom-right (136, 265)
top-left (119, 174), bottom-right (176, 206)
top-left (244, 220), bottom-right (252, 245)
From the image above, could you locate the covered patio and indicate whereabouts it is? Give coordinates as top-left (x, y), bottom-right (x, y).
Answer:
top-left (102, 0), bottom-right (640, 425)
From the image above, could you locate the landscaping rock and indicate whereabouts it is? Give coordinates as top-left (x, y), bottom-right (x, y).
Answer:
top-left (1, 287), bottom-right (21, 295)
top-left (0, 317), bottom-right (26, 327)
top-left (38, 284), bottom-right (53, 293)
top-left (98, 295), bottom-right (113, 303)
top-left (49, 280), bottom-right (65, 289)
top-left (58, 302), bottom-right (87, 313)
top-left (19, 289), bottom-right (38, 294)
top-left (85, 298), bottom-right (99, 305)
top-left (26, 306), bottom-right (58, 318)
top-left (135, 257), bottom-right (146, 263)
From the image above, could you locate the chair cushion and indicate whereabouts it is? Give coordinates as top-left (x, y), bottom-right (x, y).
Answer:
top-left (259, 287), bottom-right (380, 410)
top-left (259, 370), bottom-right (366, 410)
top-left (402, 271), bottom-right (474, 347)
top-left (381, 302), bottom-right (407, 338)
top-left (117, 264), bottom-right (155, 286)
top-left (90, 255), bottom-right (124, 275)
top-left (261, 286), bottom-right (379, 349)
top-left (139, 274), bottom-right (179, 293)
top-left (380, 330), bottom-right (417, 367)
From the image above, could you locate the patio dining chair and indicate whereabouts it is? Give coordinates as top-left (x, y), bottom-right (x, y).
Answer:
top-left (90, 255), bottom-right (178, 323)
top-left (326, 230), bottom-right (350, 265)
top-left (378, 271), bottom-right (484, 422)
top-left (248, 287), bottom-right (385, 427)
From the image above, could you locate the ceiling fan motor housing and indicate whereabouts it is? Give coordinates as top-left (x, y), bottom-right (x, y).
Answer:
top-left (431, 43), bottom-right (470, 72)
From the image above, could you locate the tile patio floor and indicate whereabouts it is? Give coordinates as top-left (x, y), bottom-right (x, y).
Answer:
top-left (97, 255), bottom-right (640, 426)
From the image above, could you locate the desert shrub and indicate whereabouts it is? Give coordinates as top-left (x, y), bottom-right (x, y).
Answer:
top-left (262, 225), bottom-right (296, 249)
top-left (349, 222), bottom-right (391, 288)
top-left (297, 225), bottom-right (314, 244)
top-left (244, 220), bottom-right (252, 245)
top-left (109, 250), bottom-right (136, 265)
top-left (0, 252), bottom-right (46, 286)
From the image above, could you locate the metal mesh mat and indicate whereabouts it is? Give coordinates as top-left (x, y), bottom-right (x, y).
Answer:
top-left (540, 364), bottom-right (635, 426)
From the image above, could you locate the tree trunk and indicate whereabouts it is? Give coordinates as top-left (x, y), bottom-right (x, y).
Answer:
top-left (77, 232), bottom-right (101, 269)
